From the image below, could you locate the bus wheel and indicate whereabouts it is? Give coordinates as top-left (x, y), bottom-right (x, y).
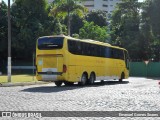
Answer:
top-left (88, 73), bottom-right (95, 85)
top-left (55, 81), bottom-right (63, 87)
top-left (79, 73), bottom-right (87, 86)
top-left (101, 80), bottom-right (104, 84)
top-left (64, 81), bottom-right (74, 86)
top-left (119, 72), bottom-right (125, 82)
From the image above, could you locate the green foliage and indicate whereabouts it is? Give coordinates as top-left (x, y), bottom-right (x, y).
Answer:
top-left (1, 0), bottom-right (160, 62)
top-left (79, 21), bottom-right (109, 42)
top-left (52, 19), bottom-right (67, 35)
top-left (140, 0), bottom-right (160, 61)
top-left (72, 33), bottom-right (79, 39)
top-left (0, 1), bottom-right (8, 59)
top-left (86, 10), bottom-right (107, 27)
top-left (149, 0), bottom-right (160, 39)
top-left (111, 0), bottom-right (143, 60)
top-left (50, 0), bottom-right (86, 35)
top-left (140, 0), bottom-right (154, 60)
top-left (64, 14), bottom-right (84, 35)
top-left (11, 0), bottom-right (51, 60)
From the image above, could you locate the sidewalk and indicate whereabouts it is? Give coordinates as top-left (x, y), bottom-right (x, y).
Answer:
top-left (0, 81), bottom-right (49, 87)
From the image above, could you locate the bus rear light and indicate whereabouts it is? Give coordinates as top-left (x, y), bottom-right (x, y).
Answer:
top-left (63, 65), bottom-right (67, 73)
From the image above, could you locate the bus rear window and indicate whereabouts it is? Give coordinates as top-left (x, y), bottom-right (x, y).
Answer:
top-left (38, 37), bottom-right (64, 50)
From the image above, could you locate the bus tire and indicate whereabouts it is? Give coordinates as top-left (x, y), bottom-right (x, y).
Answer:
top-left (88, 73), bottom-right (95, 85)
top-left (101, 80), bottom-right (104, 84)
top-left (78, 73), bottom-right (87, 86)
top-left (119, 72), bottom-right (125, 82)
top-left (64, 81), bottom-right (74, 86)
top-left (55, 81), bottom-right (63, 87)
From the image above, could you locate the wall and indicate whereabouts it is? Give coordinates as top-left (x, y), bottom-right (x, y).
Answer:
top-left (129, 62), bottom-right (160, 77)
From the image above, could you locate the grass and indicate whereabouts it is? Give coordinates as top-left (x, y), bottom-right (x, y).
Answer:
top-left (0, 74), bottom-right (37, 83)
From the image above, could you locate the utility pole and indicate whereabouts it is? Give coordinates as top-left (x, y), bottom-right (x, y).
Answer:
top-left (0, 0), bottom-right (2, 20)
top-left (8, 0), bottom-right (11, 82)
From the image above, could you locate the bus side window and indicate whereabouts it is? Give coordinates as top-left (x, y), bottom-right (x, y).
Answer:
top-left (119, 50), bottom-right (124, 60)
top-left (97, 46), bottom-right (101, 57)
top-left (86, 43), bottom-right (90, 56)
top-left (68, 40), bottom-right (81, 55)
top-left (90, 44), bottom-right (95, 56)
top-left (111, 48), bottom-right (115, 59)
top-left (114, 49), bottom-right (119, 59)
top-left (81, 42), bottom-right (89, 56)
top-left (105, 47), bottom-right (111, 58)
top-left (117, 49), bottom-right (124, 60)
top-left (76, 41), bottom-right (82, 55)
top-left (68, 40), bottom-right (77, 54)
top-left (101, 46), bottom-right (105, 57)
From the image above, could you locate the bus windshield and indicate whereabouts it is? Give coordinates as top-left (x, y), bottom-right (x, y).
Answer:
top-left (38, 37), bottom-right (64, 50)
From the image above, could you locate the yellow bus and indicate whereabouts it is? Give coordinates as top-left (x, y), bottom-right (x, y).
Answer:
top-left (36, 35), bottom-right (129, 86)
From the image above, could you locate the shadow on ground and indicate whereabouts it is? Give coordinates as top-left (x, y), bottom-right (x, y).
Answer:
top-left (21, 80), bottom-right (129, 93)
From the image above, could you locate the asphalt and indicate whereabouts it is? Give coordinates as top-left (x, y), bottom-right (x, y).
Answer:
top-left (0, 81), bottom-right (49, 87)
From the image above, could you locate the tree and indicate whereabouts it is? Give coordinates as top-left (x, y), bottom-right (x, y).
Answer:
top-left (0, 1), bottom-right (8, 60)
top-left (50, 0), bottom-right (86, 35)
top-left (79, 21), bottom-right (109, 42)
top-left (141, 0), bottom-right (160, 61)
top-left (140, 0), bottom-right (153, 60)
top-left (148, 0), bottom-right (160, 61)
top-left (111, 0), bottom-right (143, 60)
top-left (11, 0), bottom-right (51, 60)
top-left (64, 13), bottom-right (84, 35)
top-left (86, 10), bottom-right (107, 27)
top-left (149, 0), bottom-right (160, 40)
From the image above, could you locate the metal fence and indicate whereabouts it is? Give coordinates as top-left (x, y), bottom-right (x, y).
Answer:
top-left (0, 61), bottom-right (34, 74)
top-left (1, 61), bottom-right (160, 77)
top-left (129, 62), bottom-right (160, 77)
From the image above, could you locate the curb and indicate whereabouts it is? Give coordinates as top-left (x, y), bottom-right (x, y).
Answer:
top-left (0, 81), bottom-right (49, 87)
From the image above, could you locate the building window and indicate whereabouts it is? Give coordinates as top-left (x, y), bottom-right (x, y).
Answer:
top-left (85, 0), bottom-right (94, 1)
top-left (85, 5), bottom-right (94, 7)
top-left (103, 4), bottom-right (108, 7)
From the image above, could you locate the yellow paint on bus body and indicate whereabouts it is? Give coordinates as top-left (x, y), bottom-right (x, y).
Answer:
top-left (36, 35), bottom-right (129, 82)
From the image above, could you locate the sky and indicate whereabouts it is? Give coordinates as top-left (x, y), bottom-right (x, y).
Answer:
top-left (2, 0), bottom-right (13, 4)
top-left (2, 0), bottom-right (145, 5)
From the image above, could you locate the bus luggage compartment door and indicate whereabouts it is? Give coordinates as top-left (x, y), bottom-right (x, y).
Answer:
top-left (37, 54), bottom-right (63, 81)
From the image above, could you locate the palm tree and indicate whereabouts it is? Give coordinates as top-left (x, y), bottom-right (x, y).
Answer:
top-left (50, 0), bottom-right (87, 36)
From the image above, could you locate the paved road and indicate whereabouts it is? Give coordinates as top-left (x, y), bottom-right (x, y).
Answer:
top-left (0, 77), bottom-right (160, 120)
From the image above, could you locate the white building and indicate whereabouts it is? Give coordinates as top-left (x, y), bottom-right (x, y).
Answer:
top-left (48, 0), bottom-right (121, 14)
top-left (48, 0), bottom-right (54, 4)
top-left (82, 0), bottom-right (121, 14)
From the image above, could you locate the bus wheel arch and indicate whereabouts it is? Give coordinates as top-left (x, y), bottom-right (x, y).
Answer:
top-left (88, 72), bottom-right (96, 85)
top-left (119, 72), bottom-right (125, 82)
top-left (78, 72), bottom-right (88, 86)
top-left (55, 81), bottom-right (63, 87)
top-left (64, 81), bottom-right (74, 86)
